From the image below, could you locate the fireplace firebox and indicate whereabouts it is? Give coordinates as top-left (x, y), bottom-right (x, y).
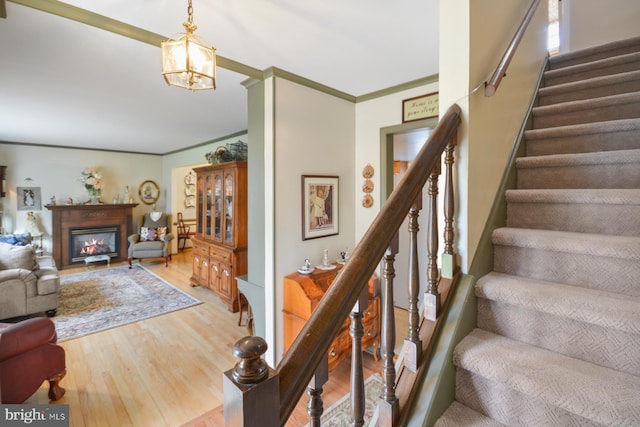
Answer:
top-left (69, 226), bottom-right (119, 264)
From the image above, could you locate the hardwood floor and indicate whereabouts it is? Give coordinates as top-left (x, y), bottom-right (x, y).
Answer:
top-left (25, 251), bottom-right (406, 426)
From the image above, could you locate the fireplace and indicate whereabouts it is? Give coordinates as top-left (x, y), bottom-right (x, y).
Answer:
top-left (46, 203), bottom-right (138, 269)
top-left (69, 226), bottom-right (120, 264)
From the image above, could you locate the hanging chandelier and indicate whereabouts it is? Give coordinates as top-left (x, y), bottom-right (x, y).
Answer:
top-left (161, 0), bottom-right (216, 90)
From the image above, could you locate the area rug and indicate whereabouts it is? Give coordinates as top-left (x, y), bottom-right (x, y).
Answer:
top-left (53, 264), bottom-right (201, 341)
top-left (306, 374), bottom-right (383, 427)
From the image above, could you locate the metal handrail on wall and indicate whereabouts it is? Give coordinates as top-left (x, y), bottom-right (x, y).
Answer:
top-left (485, 0), bottom-right (542, 96)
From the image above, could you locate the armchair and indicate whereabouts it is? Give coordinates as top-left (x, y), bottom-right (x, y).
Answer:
top-left (0, 242), bottom-right (60, 320)
top-left (128, 213), bottom-right (174, 268)
top-left (0, 317), bottom-right (66, 403)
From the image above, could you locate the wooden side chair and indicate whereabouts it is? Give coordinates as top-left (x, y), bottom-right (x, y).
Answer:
top-left (176, 212), bottom-right (193, 251)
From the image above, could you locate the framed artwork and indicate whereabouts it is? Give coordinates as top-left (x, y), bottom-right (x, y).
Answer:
top-left (402, 91), bottom-right (439, 122)
top-left (302, 175), bottom-right (339, 240)
top-left (138, 180), bottom-right (160, 205)
top-left (17, 187), bottom-right (42, 210)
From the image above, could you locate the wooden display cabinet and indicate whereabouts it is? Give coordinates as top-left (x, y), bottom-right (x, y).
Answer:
top-left (190, 162), bottom-right (247, 312)
top-left (283, 264), bottom-right (380, 371)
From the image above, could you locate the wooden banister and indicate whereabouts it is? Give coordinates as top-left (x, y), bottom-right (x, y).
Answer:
top-left (275, 104), bottom-right (462, 423)
top-left (484, 0), bottom-right (541, 96)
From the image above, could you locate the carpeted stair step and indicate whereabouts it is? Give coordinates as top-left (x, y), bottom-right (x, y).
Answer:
top-left (434, 401), bottom-right (507, 427)
top-left (476, 272), bottom-right (640, 376)
top-left (531, 91), bottom-right (640, 129)
top-left (548, 35), bottom-right (640, 70)
top-left (524, 118), bottom-right (640, 156)
top-left (544, 51), bottom-right (640, 86)
top-left (505, 189), bottom-right (640, 236)
top-left (453, 329), bottom-right (640, 426)
top-left (538, 70), bottom-right (640, 105)
top-left (492, 227), bottom-right (640, 297)
top-left (516, 149), bottom-right (640, 189)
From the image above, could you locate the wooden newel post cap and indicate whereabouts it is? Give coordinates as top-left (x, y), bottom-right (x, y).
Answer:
top-left (232, 336), bottom-right (269, 384)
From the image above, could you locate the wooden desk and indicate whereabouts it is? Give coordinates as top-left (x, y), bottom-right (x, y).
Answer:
top-left (283, 264), bottom-right (380, 371)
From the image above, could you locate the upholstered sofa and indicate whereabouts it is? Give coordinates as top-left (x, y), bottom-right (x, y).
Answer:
top-left (0, 242), bottom-right (60, 320)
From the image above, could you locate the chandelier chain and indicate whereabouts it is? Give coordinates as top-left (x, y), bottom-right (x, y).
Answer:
top-left (184, 0), bottom-right (197, 33)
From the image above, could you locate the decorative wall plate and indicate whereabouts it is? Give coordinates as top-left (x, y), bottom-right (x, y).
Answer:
top-left (184, 195), bottom-right (196, 208)
top-left (362, 194), bottom-right (374, 208)
top-left (362, 164), bottom-right (374, 178)
top-left (362, 179), bottom-right (374, 193)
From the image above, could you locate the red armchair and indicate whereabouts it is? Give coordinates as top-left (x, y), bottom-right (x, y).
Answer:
top-left (0, 317), bottom-right (66, 403)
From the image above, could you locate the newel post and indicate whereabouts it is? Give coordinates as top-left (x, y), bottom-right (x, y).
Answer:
top-left (223, 336), bottom-right (280, 427)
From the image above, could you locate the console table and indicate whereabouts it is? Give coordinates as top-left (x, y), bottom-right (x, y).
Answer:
top-left (283, 264), bottom-right (380, 371)
top-left (46, 204), bottom-right (137, 269)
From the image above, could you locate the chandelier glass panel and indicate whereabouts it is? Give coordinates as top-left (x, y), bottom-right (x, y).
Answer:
top-left (161, 0), bottom-right (216, 90)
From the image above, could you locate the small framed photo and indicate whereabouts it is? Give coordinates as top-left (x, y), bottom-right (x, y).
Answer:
top-left (302, 175), bottom-right (339, 240)
top-left (17, 187), bottom-right (42, 210)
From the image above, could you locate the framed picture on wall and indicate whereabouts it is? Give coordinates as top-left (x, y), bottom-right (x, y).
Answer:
top-left (17, 187), bottom-right (42, 211)
top-left (302, 175), bottom-right (339, 240)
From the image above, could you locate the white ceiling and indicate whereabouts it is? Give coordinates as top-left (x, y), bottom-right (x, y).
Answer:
top-left (0, 0), bottom-right (439, 154)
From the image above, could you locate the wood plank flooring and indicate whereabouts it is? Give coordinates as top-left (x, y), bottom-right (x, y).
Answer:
top-left (24, 251), bottom-right (407, 426)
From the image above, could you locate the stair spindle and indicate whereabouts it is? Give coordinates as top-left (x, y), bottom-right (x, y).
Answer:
top-left (424, 162), bottom-right (441, 321)
top-left (442, 135), bottom-right (458, 279)
top-left (350, 288), bottom-right (369, 427)
top-left (379, 235), bottom-right (400, 426)
top-left (404, 197), bottom-right (423, 372)
top-left (306, 355), bottom-right (328, 427)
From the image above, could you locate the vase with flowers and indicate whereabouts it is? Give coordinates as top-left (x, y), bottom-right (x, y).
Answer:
top-left (80, 167), bottom-right (103, 204)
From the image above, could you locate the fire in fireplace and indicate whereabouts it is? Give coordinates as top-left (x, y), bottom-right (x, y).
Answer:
top-left (69, 226), bottom-right (120, 263)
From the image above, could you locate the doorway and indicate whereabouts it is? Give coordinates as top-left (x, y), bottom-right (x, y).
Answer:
top-left (380, 118), bottom-right (437, 309)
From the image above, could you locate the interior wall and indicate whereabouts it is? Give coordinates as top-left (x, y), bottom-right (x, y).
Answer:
top-left (272, 77), bottom-right (356, 362)
top-left (0, 142), bottom-right (161, 252)
top-left (440, 0), bottom-right (548, 273)
top-left (561, 0), bottom-right (640, 53)
top-left (353, 81), bottom-right (439, 243)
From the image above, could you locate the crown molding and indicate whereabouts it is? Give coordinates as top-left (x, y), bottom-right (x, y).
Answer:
top-left (6, 0), bottom-right (263, 79)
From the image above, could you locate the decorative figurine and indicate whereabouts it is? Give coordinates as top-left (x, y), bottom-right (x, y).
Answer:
top-left (50, 196), bottom-right (56, 206)
top-left (322, 249), bottom-right (330, 267)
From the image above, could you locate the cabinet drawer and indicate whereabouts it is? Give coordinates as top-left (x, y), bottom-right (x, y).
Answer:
top-left (193, 243), bottom-right (209, 258)
top-left (211, 247), bottom-right (233, 262)
top-left (363, 297), bottom-right (379, 323)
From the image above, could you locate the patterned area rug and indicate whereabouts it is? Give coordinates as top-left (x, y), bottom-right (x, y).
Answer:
top-left (53, 264), bottom-right (201, 341)
top-left (306, 374), bottom-right (383, 427)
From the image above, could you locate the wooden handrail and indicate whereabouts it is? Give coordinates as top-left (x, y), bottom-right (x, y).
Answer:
top-left (485, 0), bottom-right (541, 96)
top-left (275, 104), bottom-right (462, 422)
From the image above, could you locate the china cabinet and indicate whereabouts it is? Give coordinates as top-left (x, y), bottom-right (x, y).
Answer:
top-left (190, 162), bottom-right (247, 312)
top-left (283, 265), bottom-right (380, 370)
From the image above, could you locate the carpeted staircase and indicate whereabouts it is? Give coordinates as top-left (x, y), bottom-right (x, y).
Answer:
top-left (435, 36), bottom-right (640, 426)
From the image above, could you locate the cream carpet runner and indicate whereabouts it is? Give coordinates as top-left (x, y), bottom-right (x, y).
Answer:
top-left (436, 36), bottom-right (640, 426)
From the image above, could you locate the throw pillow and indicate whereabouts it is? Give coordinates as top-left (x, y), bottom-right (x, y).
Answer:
top-left (0, 243), bottom-right (37, 271)
top-left (140, 227), bottom-right (168, 241)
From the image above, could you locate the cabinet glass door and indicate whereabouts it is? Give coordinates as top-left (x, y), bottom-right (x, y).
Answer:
top-left (205, 176), bottom-right (212, 236)
top-left (214, 174), bottom-right (222, 239)
top-left (197, 176), bottom-right (204, 235)
top-left (224, 172), bottom-right (234, 242)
